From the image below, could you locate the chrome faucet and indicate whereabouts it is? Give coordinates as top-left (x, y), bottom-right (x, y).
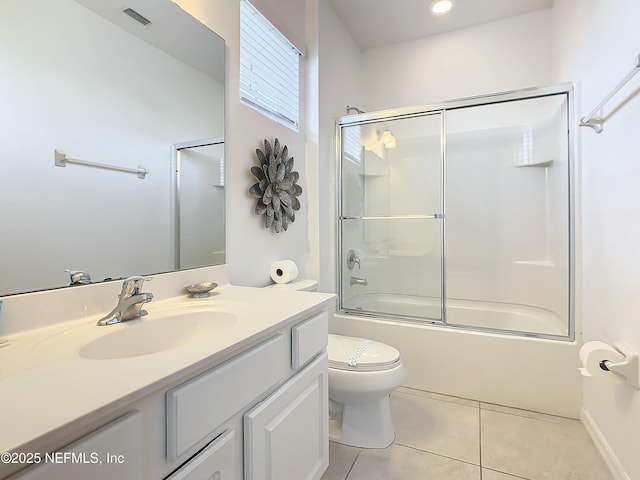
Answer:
top-left (350, 276), bottom-right (368, 286)
top-left (346, 250), bottom-right (361, 270)
top-left (97, 276), bottom-right (154, 326)
top-left (66, 269), bottom-right (91, 285)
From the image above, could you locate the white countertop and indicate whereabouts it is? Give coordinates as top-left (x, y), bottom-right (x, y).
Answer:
top-left (0, 285), bottom-right (335, 456)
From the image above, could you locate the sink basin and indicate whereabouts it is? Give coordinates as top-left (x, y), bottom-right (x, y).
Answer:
top-left (79, 310), bottom-right (238, 360)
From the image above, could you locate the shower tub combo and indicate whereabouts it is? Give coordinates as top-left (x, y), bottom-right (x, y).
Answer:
top-left (333, 84), bottom-right (580, 417)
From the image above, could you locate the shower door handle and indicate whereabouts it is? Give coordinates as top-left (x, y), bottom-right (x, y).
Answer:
top-left (434, 213), bottom-right (445, 219)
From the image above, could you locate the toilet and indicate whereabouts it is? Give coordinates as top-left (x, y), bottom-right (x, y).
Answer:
top-left (265, 279), bottom-right (405, 449)
top-left (327, 333), bottom-right (405, 448)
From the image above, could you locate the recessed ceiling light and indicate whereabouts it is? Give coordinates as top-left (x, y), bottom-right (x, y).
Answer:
top-left (429, 0), bottom-right (454, 15)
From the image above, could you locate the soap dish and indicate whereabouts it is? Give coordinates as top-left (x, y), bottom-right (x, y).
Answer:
top-left (185, 282), bottom-right (218, 298)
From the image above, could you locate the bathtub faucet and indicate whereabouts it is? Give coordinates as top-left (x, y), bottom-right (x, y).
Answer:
top-left (350, 276), bottom-right (368, 286)
top-left (347, 250), bottom-right (361, 270)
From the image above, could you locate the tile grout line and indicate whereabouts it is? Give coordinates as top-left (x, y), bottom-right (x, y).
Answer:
top-left (479, 402), bottom-right (576, 425)
top-left (479, 403), bottom-right (483, 480)
top-left (482, 467), bottom-right (531, 480)
top-left (396, 388), bottom-right (480, 409)
top-left (343, 449), bottom-right (361, 480)
top-left (393, 441), bottom-right (480, 469)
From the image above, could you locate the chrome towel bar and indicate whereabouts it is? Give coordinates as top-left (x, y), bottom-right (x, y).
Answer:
top-left (579, 53), bottom-right (640, 134)
top-left (54, 150), bottom-right (148, 179)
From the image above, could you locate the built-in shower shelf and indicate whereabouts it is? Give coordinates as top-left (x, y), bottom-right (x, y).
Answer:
top-left (514, 159), bottom-right (553, 168)
top-left (359, 172), bottom-right (388, 176)
top-left (514, 260), bottom-right (556, 267)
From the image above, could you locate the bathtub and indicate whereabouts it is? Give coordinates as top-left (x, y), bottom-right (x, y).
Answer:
top-left (344, 293), bottom-right (567, 336)
top-left (332, 293), bottom-right (581, 418)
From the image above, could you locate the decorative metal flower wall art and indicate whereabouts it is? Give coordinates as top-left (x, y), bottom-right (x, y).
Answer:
top-left (249, 138), bottom-right (302, 233)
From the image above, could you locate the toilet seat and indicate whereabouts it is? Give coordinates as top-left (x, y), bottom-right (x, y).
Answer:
top-left (328, 334), bottom-right (401, 372)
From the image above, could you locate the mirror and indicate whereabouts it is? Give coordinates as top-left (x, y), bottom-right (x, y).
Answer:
top-left (0, 0), bottom-right (225, 296)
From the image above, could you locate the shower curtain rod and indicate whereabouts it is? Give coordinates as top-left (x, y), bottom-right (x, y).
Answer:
top-left (579, 53), bottom-right (640, 134)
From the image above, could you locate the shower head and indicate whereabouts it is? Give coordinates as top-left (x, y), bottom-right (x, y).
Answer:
top-left (346, 105), bottom-right (364, 115)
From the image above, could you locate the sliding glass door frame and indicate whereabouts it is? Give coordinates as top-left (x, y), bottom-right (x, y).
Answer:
top-left (335, 82), bottom-right (575, 341)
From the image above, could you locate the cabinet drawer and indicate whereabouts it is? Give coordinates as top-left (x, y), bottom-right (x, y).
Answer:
top-left (292, 312), bottom-right (328, 369)
top-left (12, 411), bottom-right (143, 480)
top-left (166, 334), bottom-right (288, 460)
top-left (166, 430), bottom-right (236, 480)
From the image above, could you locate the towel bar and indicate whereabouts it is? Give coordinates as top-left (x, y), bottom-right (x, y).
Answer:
top-left (54, 150), bottom-right (148, 179)
top-left (579, 53), bottom-right (640, 134)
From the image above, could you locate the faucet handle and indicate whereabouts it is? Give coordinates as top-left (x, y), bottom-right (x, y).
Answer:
top-left (346, 250), bottom-right (361, 270)
top-left (65, 269), bottom-right (91, 285)
top-left (121, 275), bottom-right (152, 295)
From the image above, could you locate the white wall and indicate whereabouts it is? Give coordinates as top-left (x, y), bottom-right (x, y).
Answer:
top-left (552, 1), bottom-right (640, 478)
top-left (174, 0), bottom-right (314, 288)
top-left (316, 1), bottom-right (364, 293)
top-left (361, 10), bottom-right (552, 110)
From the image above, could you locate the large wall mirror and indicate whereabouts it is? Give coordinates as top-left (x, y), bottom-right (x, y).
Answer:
top-left (0, 0), bottom-right (225, 296)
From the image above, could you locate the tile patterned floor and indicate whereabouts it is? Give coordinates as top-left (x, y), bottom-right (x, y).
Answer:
top-left (321, 387), bottom-right (614, 480)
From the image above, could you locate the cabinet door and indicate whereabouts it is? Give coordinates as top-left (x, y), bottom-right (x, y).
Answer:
top-left (244, 353), bottom-right (328, 480)
top-left (166, 430), bottom-right (237, 480)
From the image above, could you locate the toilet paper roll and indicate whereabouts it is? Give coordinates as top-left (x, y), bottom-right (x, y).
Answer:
top-left (579, 341), bottom-right (626, 383)
top-left (270, 260), bottom-right (299, 284)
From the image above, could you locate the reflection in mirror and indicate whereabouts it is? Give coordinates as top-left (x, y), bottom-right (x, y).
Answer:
top-left (0, 0), bottom-right (225, 296)
top-left (173, 139), bottom-right (225, 270)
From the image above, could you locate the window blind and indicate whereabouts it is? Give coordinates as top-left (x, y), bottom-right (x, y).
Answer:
top-left (240, 0), bottom-right (301, 130)
top-left (342, 125), bottom-right (362, 165)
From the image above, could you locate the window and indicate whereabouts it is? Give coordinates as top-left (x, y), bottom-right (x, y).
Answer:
top-left (240, 0), bottom-right (301, 130)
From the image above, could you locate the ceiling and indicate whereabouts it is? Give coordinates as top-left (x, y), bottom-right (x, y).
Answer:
top-left (328, 0), bottom-right (554, 50)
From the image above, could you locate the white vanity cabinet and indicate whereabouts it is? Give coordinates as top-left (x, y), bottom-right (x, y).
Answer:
top-left (167, 311), bottom-right (329, 480)
top-left (6, 309), bottom-right (329, 480)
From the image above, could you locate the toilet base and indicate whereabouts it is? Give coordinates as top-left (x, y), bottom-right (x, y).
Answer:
top-left (328, 395), bottom-right (395, 449)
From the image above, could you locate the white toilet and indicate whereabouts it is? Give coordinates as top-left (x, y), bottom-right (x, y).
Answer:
top-left (266, 279), bottom-right (405, 449)
top-left (327, 333), bottom-right (405, 448)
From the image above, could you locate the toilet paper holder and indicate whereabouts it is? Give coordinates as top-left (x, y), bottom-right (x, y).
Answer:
top-left (598, 342), bottom-right (640, 389)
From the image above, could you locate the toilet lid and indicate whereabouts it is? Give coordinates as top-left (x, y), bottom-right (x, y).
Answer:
top-left (328, 334), bottom-right (401, 372)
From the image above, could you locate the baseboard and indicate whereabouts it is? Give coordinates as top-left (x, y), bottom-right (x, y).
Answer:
top-left (581, 407), bottom-right (629, 480)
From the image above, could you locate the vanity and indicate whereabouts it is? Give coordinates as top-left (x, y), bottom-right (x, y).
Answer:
top-left (0, 266), bottom-right (335, 480)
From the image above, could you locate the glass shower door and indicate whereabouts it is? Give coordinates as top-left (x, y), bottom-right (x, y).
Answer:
top-left (339, 113), bottom-right (444, 322)
top-left (444, 93), bottom-right (571, 336)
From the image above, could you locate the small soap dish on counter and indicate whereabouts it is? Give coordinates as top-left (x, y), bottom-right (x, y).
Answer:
top-left (185, 282), bottom-right (218, 298)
